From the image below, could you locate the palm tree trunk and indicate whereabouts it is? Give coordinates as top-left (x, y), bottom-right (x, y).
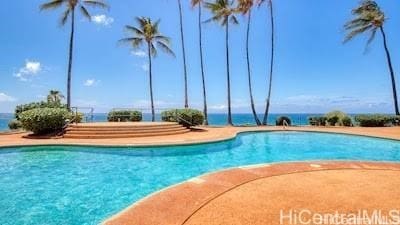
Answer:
top-left (198, 4), bottom-right (209, 125)
top-left (178, 0), bottom-right (189, 108)
top-left (148, 42), bottom-right (155, 122)
top-left (226, 20), bottom-right (233, 126)
top-left (379, 26), bottom-right (400, 115)
top-left (67, 9), bottom-right (75, 110)
top-left (263, 0), bottom-right (275, 125)
top-left (246, 10), bottom-right (261, 126)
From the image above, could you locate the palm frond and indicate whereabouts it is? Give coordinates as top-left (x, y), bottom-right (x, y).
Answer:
top-left (40, 0), bottom-right (65, 10)
top-left (237, 0), bottom-right (253, 15)
top-left (230, 15), bottom-right (239, 24)
top-left (125, 25), bottom-right (144, 36)
top-left (154, 35), bottom-right (170, 44)
top-left (191, 0), bottom-right (202, 7)
top-left (204, 0), bottom-right (237, 25)
top-left (150, 43), bottom-right (157, 57)
top-left (82, 0), bottom-right (109, 10)
top-left (59, 8), bottom-right (71, 26)
top-left (343, 0), bottom-right (385, 48)
top-left (203, 13), bottom-right (224, 24)
top-left (135, 17), bottom-right (148, 29)
top-left (366, 27), bottom-right (378, 45)
top-left (156, 41), bottom-right (176, 57)
top-left (344, 24), bottom-right (373, 43)
top-left (118, 37), bottom-right (145, 50)
top-left (79, 6), bottom-right (91, 21)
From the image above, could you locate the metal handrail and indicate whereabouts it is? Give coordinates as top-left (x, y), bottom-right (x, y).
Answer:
top-left (57, 106), bottom-right (94, 136)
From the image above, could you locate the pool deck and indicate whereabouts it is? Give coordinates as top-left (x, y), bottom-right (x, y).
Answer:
top-left (103, 161), bottom-right (400, 225)
top-left (1, 126), bottom-right (400, 148)
top-left (1, 126), bottom-right (400, 225)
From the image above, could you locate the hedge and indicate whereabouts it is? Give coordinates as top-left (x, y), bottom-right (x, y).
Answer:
top-left (276, 116), bottom-right (292, 126)
top-left (325, 111), bottom-right (348, 126)
top-left (161, 109), bottom-right (204, 127)
top-left (354, 114), bottom-right (393, 127)
top-left (15, 101), bottom-right (66, 120)
top-left (19, 108), bottom-right (72, 134)
top-left (308, 116), bottom-right (327, 126)
top-left (107, 110), bottom-right (142, 122)
top-left (8, 119), bottom-right (22, 130)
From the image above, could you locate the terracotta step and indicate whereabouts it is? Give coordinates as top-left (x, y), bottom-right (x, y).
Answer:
top-left (68, 122), bottom-right (179, 129)
top-left (63, 129), bottom-right (190, 139)
top-left (66, 127), bottom-right (188, 135)
top-left (63, 122), bottom-right (190, 139)
top-left (65, 125), bottom-right (183, 132)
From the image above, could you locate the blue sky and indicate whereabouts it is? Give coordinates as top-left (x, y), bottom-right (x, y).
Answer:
top-left (0, 0), bottom-right (399, 113)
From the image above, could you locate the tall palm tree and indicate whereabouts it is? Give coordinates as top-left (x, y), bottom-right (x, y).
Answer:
top-left (344, 0), bottom-right (399, 115)
top-left (40, 0), bottom-right (109, 110)
top-left (237, 0), bottom-right (261, 125)
top-left (178, 0), bottom-right (189, 108)
top-left (259, 0), bottom-right (275, 125)
top-left (205, 0), bottom-right (239, 126)
top-left (191, 0), bottom-right (209, 125)
top-left (47, 90), bottom-right (65, 105)
top-left (119, 17), bottom-right (175, 121)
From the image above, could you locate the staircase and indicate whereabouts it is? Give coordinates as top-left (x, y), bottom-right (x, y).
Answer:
top-left (63, 122), bottom-right (190, 139)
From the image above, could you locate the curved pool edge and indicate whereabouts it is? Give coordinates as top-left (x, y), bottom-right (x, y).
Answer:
top-left (102, 161), bottom-right (400, 225)
top-left (1, 126), bottom-right (400, 149)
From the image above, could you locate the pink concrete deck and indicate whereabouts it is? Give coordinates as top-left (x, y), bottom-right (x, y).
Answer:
top-left (103, 162), bottom-right (400, 225)
top-left (1, 126), bottom-right (400, 148)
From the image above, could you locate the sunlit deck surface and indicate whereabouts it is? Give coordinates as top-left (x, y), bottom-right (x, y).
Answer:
top-left (0, 126), bottom-right (400, 147)
top-left (104, 161), bottom-right (400, 225)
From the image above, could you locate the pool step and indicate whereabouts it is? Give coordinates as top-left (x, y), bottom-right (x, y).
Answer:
top-left (63, 122), bottom-right (190, 139)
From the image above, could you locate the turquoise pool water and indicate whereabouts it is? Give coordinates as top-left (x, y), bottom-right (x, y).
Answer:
top-left (1, 131), bottom-right (400, 225)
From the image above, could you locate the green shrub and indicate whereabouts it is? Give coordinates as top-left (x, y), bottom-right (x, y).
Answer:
top-left (325, 111), bottom-right (348, 126)
top-left (19, 108), bottom-right (72, 134)
top-left (391, 116), bottom-right (400, 126)
top-left (130, 111), bottom-right (142, 122)
top-left (107, 110), bottom-right (142, 122)
top-left (15, 101), bottom-right (66, 120)
top-left (341, 116), bottom-right (353, 127)
top-left (161, 109), bottom-right (204, 127)
top-left (71, 112), bottom-right (84, 123)
top-left (354, 114), bottom-right (392, 127)
top-left (276, 116), bottom-right (291, 126)
top-left (8, 119), bottom-right (22, 130)
top-left (308, 116), bottom-right (327, 126)
top-left (161, 110), bottom-right (177, 122)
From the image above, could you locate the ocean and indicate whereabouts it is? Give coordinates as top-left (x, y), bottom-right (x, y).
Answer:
top-left (0, 113), bottom-right (318, 131)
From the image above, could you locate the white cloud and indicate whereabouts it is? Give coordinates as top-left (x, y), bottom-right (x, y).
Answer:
top-left (141, 63), bottom-right (149, 72)
top-left (0, 93), bottom-right (16, 102)
top-left (132, 50), bottom-right (146, 58)
top-left (14, 60), bottom-right (42, 81)
top-left (92, 14), bottom-right (114, 26)
top-left (84, 79), bottom-right (100, 87)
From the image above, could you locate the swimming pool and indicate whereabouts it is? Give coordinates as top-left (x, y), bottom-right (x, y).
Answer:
top-left (1, 131), bottom-right (400, 225)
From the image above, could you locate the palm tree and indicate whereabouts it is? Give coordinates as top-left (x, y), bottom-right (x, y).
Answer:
top-left (205, 0), bottom-right (239, 126)
top-left (237, 0), bottom-right (261, 126)
top-left (47, 90), bottom-right (65, 105)
top-left (177, 0), bottom-right (189, 108)
top-left (40, 0), bottom-right (109, 110)
top-left (119, 17), bottom-right (175, 121)
top-left (259, 0), bottom-right (275, 125)
top-left (344, 0), bottom-right (399, 115)
top-left (191, 0), bottom-right (209, 125)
